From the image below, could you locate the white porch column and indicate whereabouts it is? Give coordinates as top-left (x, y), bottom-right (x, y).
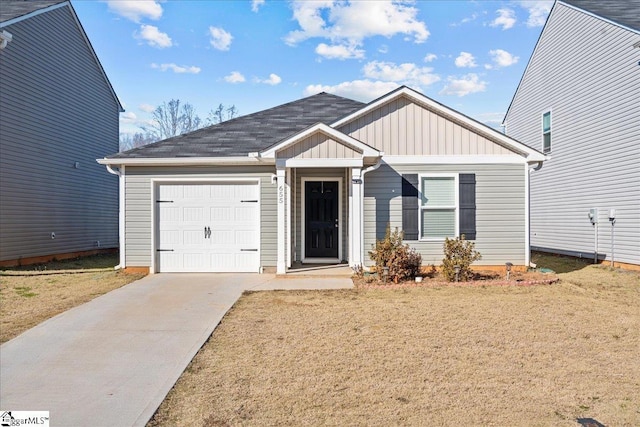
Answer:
top-left (350, 167), bottom-right (363, 267)
top-left (276, 168), bottom-right (287, 274)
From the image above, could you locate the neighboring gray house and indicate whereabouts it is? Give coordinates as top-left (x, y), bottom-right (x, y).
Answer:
top-left (504, 0), bottom-right (640, 268)
top-left (0, 1), bottom-right (123, 266)
top-left (98, 86), bottom-right (545, 274)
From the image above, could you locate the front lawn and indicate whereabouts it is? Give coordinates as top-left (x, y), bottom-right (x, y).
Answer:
top-left (0, 254), bottom-right (145, 343)
top-left (149, 254), bottom-right (640, 426)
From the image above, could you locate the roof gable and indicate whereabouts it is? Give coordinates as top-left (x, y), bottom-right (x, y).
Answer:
top-left (1, 1), bottom-right (123, 112)
top-left (335, 86), bottom-right (545, 162)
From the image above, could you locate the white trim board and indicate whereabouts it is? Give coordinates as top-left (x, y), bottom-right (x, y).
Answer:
top-left (300, 177), bottom-right (343, 264)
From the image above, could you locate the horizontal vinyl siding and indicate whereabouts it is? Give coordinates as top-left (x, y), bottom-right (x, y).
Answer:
top-left (339, 96), bottom-right (517, 157)
top-left (0, 7), bottom-right (120, 261)
top-left (505, 3), bottom-right (640, 265)
top-left (364, 163), bottom-right (526, 266)
top-left (124, 166), bottom-right (277, 268)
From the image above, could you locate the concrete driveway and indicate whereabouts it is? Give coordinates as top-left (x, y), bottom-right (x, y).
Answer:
top-left (0, 273), bottom-right (351, 427)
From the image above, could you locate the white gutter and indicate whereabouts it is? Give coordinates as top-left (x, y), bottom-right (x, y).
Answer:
top-left (105, 164), bottom-right (125, 270)
top-left (97, 156), bottom-right (270, 166)
top-left (359, 155), bottom-right (384, 266)
top-left (525, 160), bottom-right (544, 267)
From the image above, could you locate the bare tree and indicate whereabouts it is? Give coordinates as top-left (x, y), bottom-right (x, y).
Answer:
top-left (142, 99), bottom-right (202, 140)
top-left (206, 103), bottom-right (238, 125)
top-left (119, 132), bottom-right (155, 152)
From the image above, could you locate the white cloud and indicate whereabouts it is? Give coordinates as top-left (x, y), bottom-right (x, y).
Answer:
top-left (454, 52), bottom-right (477, 68)
top-left (378, 44), bottom-right (389, 54)
top-left (256, 73), bottom-right (282, 85)
top-left (485, 49), bottom-right (519, 69)
top-left (315, 43), bottom-right (365, 60)
top-left (519, 1), bottom-right (552, 27)
top-left (251, 0), bottom-right (265, 12)
top-left (304, 80), bottom-right (400, 102)
top-left (105, 0), bottom-right (162, 23)
top-left (151, 63), bottom-right (201, 74)
top-left (450, 12), bottom-right (479, 27)
top-left (490, 8), bottom-right (516, 30)
top-left (209, 26), bottom-right (233, 51)
top-left (136, 25), bottom-right (172, 48)
top-left (120, 111), bottom-right (138, 124)
top-left (363, 61), bottom-right (440, 87)
top-left (439, 73), bottom-right (487, 97)
top-left (139, 103), bottom-right (155, 113)
top-left (224, 71), bottom-right (246, 83)
top-left (285, 1), bottom-right (429, 59)
top-left (423, 53), bottom-right (437, 62)
top-left (475, 112), bottom-right (506, 130)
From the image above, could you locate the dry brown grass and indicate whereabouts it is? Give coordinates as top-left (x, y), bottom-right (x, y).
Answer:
top-left (149, 255), bottom-right (640, 427)
top-left (0, 254), bottom-right (145, 343)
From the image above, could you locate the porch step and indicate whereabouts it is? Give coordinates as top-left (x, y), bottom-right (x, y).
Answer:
top-left (279, 264), bottom-right (354, 278)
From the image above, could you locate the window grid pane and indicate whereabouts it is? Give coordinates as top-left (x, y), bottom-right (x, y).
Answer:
top-left (421, 177), bottom-right (455, 207)
top-left (542, 112), bottom-right (551, 132)
top-left (421, 209), bottom-right (456, 238)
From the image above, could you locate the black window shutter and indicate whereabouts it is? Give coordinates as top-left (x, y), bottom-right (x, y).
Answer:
top-left (402, 174), bottom-right (419, 240)
top-left (459, 173), bottom-right (476, 240)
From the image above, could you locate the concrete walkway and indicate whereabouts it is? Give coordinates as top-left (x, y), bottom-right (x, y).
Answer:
top-left (0, 273), bottom-right (351, 427)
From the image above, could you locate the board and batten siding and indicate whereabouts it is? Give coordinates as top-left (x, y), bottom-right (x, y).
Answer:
top-left (364, 163), bottom-right (526, 266)
top-left (504, 2), bottom-right (640, 265)
top-left (339, 96), bottom-right (518, 157)
top-left (277, 133), bottom-right (360, 159)
top-left (123, 166), bottom-right (277, 268)
top-left (0, 6), bottom-right (120, 262)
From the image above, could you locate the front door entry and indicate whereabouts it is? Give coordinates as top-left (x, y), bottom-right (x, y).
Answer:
top-left (305, 181), bottom-right (339, 259)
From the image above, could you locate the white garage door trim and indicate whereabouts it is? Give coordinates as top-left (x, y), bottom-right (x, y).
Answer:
top-left (150, 178), bottom-right (261, 273)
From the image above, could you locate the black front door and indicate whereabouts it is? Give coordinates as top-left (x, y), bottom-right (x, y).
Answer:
top-left (305, 181), bottom-right (339, 259)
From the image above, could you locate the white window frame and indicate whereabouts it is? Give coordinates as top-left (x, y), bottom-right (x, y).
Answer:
top-left (418, 173), bottom-right (459, 241)
top-left (542, 110), bottom-right (552, 154)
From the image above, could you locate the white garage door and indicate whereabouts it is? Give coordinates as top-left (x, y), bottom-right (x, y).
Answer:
top-left (156, 182), bottom-right (260, 272)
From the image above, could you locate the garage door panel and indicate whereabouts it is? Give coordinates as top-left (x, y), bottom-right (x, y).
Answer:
top-left (157, 182), bottom-right (260, 273)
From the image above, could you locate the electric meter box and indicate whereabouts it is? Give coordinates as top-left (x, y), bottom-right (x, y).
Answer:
top-left (588, 208), bottom-right (598, 224)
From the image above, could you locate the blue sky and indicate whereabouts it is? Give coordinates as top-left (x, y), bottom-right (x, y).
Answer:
top-left (73, 1), bottom-right (553, 136)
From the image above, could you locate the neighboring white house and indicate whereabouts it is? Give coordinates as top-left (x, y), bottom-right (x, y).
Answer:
top-left (99, 86), bottom-right (546, 274)
top-left (504, 0), bottom-right (640, 268)
top-left (0, 1), bottom-right (123, 266)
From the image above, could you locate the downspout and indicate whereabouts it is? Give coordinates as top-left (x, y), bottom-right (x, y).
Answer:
top-left (105, 163), bottom-right (125, 270)
top-left (526, 161), bottom-right (544, 267)
top-left (360, 156), bottom-right (384, 267)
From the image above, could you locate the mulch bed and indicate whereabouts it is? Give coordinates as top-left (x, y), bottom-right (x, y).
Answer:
top-left (354, 270), bottom-right (559, 289)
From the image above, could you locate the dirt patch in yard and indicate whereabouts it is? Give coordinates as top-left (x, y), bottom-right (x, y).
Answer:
top-left (0, 254), bottom-right (145, 343)
top-left (149, 255), bottom-right (640, 426)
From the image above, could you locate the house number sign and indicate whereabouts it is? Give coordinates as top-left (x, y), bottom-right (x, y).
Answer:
top-left (278, 185), bottom-right (284, 204)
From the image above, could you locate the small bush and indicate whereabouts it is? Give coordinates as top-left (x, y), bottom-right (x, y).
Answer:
top-left (442, 235), bottom-right (482, 282)
top-left (369, 226), bottom-right (422, 283)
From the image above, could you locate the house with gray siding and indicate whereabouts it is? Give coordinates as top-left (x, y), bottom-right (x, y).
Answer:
top-left (99, 86), bottom-right (545, 274)
top-left (503, 0), bottom-right (640, 268)
top-left (0, 1), bottom-right (123, 266)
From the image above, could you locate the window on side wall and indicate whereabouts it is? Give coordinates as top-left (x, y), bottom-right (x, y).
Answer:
top-left (542, 111), bottom-right (551, 153)
top-left (419, 175), bottom-right (458, 240)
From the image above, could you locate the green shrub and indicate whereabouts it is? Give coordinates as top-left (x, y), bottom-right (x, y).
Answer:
top-left (369, 225), bottom-right (422, 283)
top-left (441, 235), bottom-right (482, 282)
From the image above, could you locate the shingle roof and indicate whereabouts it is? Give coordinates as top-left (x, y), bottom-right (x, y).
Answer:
top-left (561, 0), bottom-right (640, 31)
top-left (0, 0), bottom-right (66, 24)
top-left (110, 92), bottom-right (366, 159)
